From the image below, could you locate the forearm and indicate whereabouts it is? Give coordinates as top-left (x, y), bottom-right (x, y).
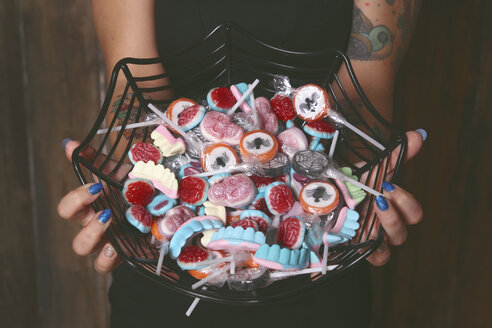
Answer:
top-left (344, 0), bottom-right (421, 123)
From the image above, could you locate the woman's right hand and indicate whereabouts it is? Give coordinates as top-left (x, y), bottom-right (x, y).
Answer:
top-left (57, 140), bottom-right (125, 273)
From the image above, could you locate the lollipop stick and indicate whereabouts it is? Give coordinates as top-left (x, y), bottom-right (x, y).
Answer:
top-left (269, 266), bottom-right (338, 279)
top-left (226, 79), bottom-right (260, 116)
top-left (96, 119), bottom-right (161, 135)
top-left (147, 103), bottom-right (190, 142)
top-left (340, 174), bottom-right (383, 198)
top-left (191, 167), bottom-right (237, 178)
top-left (249, 86), bottom-right (259, 129)
top-left (328, 130), bottom-right (339, 159)
top-left (197, 256), bottom-right (233, 268)
top-left (185, 287), bottom-right (207, 317)
top-left (155, 242), bottom-right (168, 275)
top-left (342, 120), bottom-right (385, 151)
top-left (230, 254), bottom-right (235, 275)
top-left (192, 265), bottom-right (230, 290)
top-left (322, 242), bottom-right (329, 275)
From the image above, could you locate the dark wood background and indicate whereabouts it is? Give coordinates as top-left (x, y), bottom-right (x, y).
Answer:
top-left (1, 0), bottom-right (490, 327)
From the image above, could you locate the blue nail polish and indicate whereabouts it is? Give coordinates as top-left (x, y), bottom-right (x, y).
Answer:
top-left (415, 129), bottom-right (428, 141)
top-left (98, 209), bottom-right (112, 224)
top-left (382, 181), bottom-right (395, 192)
top-left (376, 195), bottom-right (389, 211)
top-left (88, 182), bottom-right (103, 194)
top-left (62, 138), bottom-right (72, 150)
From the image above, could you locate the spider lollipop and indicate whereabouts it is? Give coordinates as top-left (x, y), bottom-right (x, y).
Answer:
top-left (292, 150), bottom-right (382, 197)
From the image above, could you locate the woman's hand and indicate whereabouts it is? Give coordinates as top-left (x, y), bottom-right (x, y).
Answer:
top-left (363, 130), bottom-right (426, 266)
top-left (57, 140), bottom-right (126, 273)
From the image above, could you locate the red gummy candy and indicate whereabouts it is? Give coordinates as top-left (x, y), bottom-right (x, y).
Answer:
top-left (179, 177), bottom-right (207, 205)
top-left (178, 245), bottom-right (210, 264)
top-left (178, 104), bottom-right (201, 126)
top-left (130, 142), bottom-right (162, 164)
top-left (278, 217), bottom-right (303, 249)
top-left (270, 94), bottom-right (296, 122)
top-left (124, 179), bottom-right (154, 206)
top-left (250, 175), bottom-right (289, 189)
top-left (210, 87), bottom-right (236, 109)
top-left (267, 183), bottom-right (294, 215)
top-left (251, 197), bottom-right (273, 217)
top-left (231, 218), bottom-right (259, 231)
top-left (305, 120), bottom-right (336, 134)
top-left (129, 205), bottom-right (153, 227)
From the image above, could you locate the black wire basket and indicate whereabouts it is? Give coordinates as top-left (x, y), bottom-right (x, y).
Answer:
top-left (72, 23), bottom-right (407, 304)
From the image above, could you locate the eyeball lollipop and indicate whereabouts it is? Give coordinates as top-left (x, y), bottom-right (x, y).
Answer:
top-left (239, 130), bottom-right (278, 163)
top-left (292, 84), bottom-right (330, 122)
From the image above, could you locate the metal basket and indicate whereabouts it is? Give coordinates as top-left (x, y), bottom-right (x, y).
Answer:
top-left (72, 23), bottom-right (406, 304)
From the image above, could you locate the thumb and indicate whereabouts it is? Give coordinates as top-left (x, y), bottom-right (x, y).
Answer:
top-left (62, 139), bottom-right (96, 163)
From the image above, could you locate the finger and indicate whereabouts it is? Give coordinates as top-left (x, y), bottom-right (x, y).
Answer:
top-left (374, 195), bottom-right (408, 246)
top-left (366, 238), bottom-right (391, 267)
top-left (382, 182), bottom-right (423, 225)
top-left (57, 182), bottom-right (104, 222)
top-left (63, 139), bottom-right (131, 180)
top-left (386, 130), bottom-right (425, 173)
top-left (94, 242), bottom-right (123, 273)
top-left (72, 209), bottom-right (112, 256)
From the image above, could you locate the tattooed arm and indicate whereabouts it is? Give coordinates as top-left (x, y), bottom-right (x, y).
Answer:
top-left (345, 0), bottom-right (421, 122)
top-left (342, 0), bottom-right (424, 266)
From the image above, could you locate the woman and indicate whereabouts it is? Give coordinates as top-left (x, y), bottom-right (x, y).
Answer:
top-left (58, 1), bottom-right (425, 326)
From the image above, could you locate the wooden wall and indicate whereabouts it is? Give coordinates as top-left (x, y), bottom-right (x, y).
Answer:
top-left (1, 0), bottom-right (489, 327)
top-left (370, 0), bottom-right (491, 327)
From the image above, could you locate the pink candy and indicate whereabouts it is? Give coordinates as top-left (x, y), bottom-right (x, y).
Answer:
top-left (208, 174), bottom-right (257, 208)
top-left (200, 111), bottom-right (244, 145)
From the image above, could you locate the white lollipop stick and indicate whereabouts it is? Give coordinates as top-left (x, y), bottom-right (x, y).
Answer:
top-left (148, 103), bottom-right (203, 155)
top-left (96, 119), bottom-right (161, 135)
top-left (226, 79), bottom-right (260, 116)
top-left (155, 241), bottom-right (169, 276)
top-left (342, 120), bottom-right (385, 151)
top-left (325, 167), bottom-right (383, 198)
top-left (327, 111), bottom-right (385, 151)
top-left (249, 86), bottom-right (260, 129)
top-left (321, 242), bottom-right (329, 275)
top-left (269, 266), bottom-right (338, 279)
top-left (185, 287), bottom-right (207, 317)
top-left (230, 254), bottom-right (235, 275)
top-left (150, 236), bottom-right (156, 245)
top-left (191, 265), bottom-right (230, 290)
top-left (328, 130), bottom-right (339, 159)
top-left (196, 256), bottom-right (233, 268)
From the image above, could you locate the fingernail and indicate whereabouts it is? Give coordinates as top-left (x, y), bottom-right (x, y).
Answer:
top-left (415, 129), bottom-right (428, 141)
top-left (62, 138), bottom-right (72, 150)
top-left (382, 181), bottom-right (395, 192)
top-left (103, 245), bottom-right (115, 258)
top-left (376, 195), bottom-right (389, 211)
top-left (98, 209), bottom-right (112, 224)
top-left (89, 182), bottom-right (103, 194)
top-left (377, 242), bottom-right (388, 254)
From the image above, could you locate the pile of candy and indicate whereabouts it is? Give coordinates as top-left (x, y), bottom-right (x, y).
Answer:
top-left (101, 77), bottom-right (386, 292)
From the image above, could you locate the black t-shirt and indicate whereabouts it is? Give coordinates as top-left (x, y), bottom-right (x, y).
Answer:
top-left (110, 1), bottom-right (372, 327)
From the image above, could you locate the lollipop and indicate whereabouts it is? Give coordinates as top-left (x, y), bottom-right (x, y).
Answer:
top-left (239, 130), bottom-right (278, 163)
top-left (292, 150), bottom-right (383, 197)
top-left (292, 84), bottom-right (330, 121)
top-left (276, 127), bottom-right (308, 159)
top-left (201, 143), bottom-right (240, 172)
top-left (299, 181), bottom-right (339, 215)
top-left (166, 98), bottom-right (205, 131)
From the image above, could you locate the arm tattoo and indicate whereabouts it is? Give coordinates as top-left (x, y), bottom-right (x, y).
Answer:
top-left (347, 6), bottom-right (393, 61)
top-left (110, 92), bottom-right (148, 140)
